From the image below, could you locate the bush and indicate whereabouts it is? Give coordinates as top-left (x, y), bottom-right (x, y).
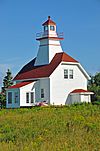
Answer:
top-left (0, 93), bottom-right (6, 108)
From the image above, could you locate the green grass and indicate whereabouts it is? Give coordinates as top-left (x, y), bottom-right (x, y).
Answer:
top-left (0, 104), bottom-right (100, 151)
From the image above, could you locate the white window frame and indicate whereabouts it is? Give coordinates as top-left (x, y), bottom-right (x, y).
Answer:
top-left (26, 92), bottom-right (35, 104)
top-left (69, 69), bottom-right (73, 79)
top-left (8, 92), bottom-right (12, 104)
top-left (50, 25), bottom-right (55, 31)
top-left (30, 92), bottom-right (34, 103)
top-left (14, 92), bottom-right (19, 103)
top-left (64, 69), bottom-right (68, 79)
top-left (26, 92), bottom-right (29, 103)
top-left (64, 69), bottom-right (74, 79)
top-left (44, 25), bottom-right (48, 31)
top-left (41, 89), bottom-right (44, 99)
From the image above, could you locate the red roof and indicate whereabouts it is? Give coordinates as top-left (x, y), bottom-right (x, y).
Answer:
top-left (42, 16), bottom-right (56, 26)
top-left (36, 37), bottom-right (64, 41)
top-left (14, 52), bottom-right (78, 81)
top-left (71, 89), bottom-right (91, 93)
top-left (61, 52), bottom-right (78, 62)
top-left (8, 81), bottom-right (33, 89)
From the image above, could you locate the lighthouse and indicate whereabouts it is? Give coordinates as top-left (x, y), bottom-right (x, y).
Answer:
top-left (6, 16), bottom-right (93, 108)
top-left (35, 16), bottom-right (63, 66)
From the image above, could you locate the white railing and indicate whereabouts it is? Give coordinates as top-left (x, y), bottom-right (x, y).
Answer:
top-left (36, 32), bottom-right (63, 39)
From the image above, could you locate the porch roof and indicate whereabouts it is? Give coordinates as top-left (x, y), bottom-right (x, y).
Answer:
top-left (70, 89), bottom-right (94, 94)
top-left (8, 81), bottom-right (33, 89)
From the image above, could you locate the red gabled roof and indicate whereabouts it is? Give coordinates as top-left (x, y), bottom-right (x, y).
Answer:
top-left (61, 52), bottom-right (78, 62)
top-left (8, 81), bottom-right (33, 89)
top-left (42, 16), bottom-right (56, 26)
top-left (71, 89), bottom-right (90, 93)
top-left (14, 52), bottom-right (78, 81)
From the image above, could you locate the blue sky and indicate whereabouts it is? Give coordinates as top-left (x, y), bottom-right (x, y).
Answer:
top-left (0, 0), bottom-right (100, 87)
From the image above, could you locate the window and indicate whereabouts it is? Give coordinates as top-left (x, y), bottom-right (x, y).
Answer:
top-left (64, 69), bottom-right (74, 79)
top-left (26, 92), bottom-right (35, 103)
top-left (64, 69), bottom-right (68, 79)
top-left (8, 92), bottom-right (12, 104)
top-left (44, 26), bottom-right (48, 31)
top-left (26, 93), bottom-right (29, 103)
top-left (14, 92), bottom-right (18, 103)
top-left (31, 92), bottom-right (34, 103)
top-left (50, 25), bottom-right (55, 31)
top-left (69, 69), bottom-right (73, 79)
top-left (41, 89), bottom-right (44, 98)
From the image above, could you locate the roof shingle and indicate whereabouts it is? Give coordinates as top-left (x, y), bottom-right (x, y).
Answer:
top-left (42, 16), bottom-right (56, 26)
top-left (71, 89), bottom-right (91, 93)
top-left (8, 81), bottom-right (33, 89)
top-left (14, 52), bottom-right (78, 81)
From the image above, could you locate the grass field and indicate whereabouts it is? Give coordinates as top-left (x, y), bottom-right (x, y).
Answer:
top-left (0, 104), bottom-right (100, 151)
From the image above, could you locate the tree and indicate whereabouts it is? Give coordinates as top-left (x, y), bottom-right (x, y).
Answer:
top-left (2, 69), bottom-right (13, 94)
top-left (0, 69), bottom-right (13, 108)
top-left (88, 72), bottom-right (100, 102)
top-left (0, 93), bottom-right (6, 108)
top-left (94, 72), bottom-right (100, 86)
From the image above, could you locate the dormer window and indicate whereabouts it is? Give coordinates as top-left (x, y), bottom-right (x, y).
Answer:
top-left (44, 25), bottom-right (48, 31)
top-left (50, 25), bottom-right (55, 31)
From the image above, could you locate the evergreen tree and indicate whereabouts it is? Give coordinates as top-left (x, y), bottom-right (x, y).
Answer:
top-left (0, 93), bottom-right (6, 108)
top-left (2, 69), bottom-right (13, 94)
top-left (0, 69), bottom-right (13, 108)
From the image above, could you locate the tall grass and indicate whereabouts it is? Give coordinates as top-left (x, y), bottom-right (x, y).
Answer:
top-left (0, 104), bottom-right (100, 151)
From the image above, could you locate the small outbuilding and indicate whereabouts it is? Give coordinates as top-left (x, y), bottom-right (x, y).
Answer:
top-left (66, 89), bottom-right (94, 105)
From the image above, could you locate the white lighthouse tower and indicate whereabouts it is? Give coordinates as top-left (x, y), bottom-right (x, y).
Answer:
top-left (35, 16), bottom-right (63, 66)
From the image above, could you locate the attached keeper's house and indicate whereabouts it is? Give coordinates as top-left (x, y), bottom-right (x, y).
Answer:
top-left (6, 16), bottom-right (93, 108)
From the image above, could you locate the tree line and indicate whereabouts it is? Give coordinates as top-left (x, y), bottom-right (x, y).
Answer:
top-left (88, 72), bottom-right (100, 103)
